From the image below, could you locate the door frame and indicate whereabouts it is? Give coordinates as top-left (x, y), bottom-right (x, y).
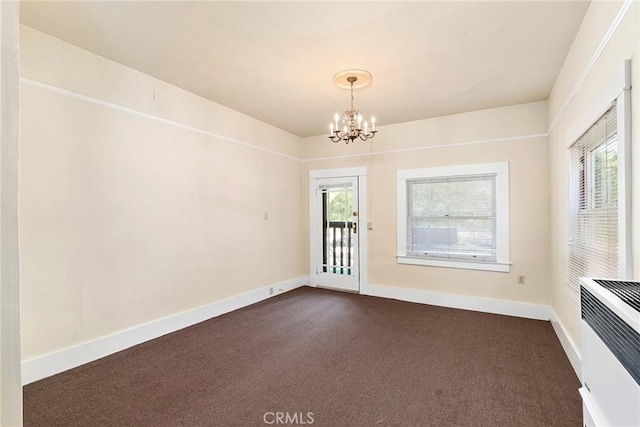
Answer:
top-left (309, 167), bottom-right (367, 293)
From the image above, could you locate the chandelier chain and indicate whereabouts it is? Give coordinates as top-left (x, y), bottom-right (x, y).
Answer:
top-left (350, 81), bottom-right (354, 111)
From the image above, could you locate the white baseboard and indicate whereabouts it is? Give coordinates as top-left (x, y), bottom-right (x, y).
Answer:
top-left (21, 276), bottom-right (309, 385)
top-left (549, 308), bottom-right (582, 381)
top-left (361, 283), bottom-right (552, 320)
top-left (23, 279), bottom-right (582, 386)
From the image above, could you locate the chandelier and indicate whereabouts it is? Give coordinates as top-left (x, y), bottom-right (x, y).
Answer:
top-left (329, 70), bottom-right (377, 144)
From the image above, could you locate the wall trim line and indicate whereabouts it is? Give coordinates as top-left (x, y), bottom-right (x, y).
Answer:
top-left (549, 308), bottom-right (583, 381)
top-left (548, 0), bottom-right (634, 132)
top-left (361, 283), bottom-right (551, 320)
top-left (303, 132), bottom-right (548, 162)
top-left (21, 276), bottom-right (309, 385)
top-left (20, 77), bottom-right (303, 161)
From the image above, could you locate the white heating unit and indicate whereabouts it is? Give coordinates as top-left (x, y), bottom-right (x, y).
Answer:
top-left (580, 278), bottom-right (640, 426)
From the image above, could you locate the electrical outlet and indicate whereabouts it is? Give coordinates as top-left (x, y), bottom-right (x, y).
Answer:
top-left (518, 275), bottom-right (526, 285)
top-left (271, 287), bottom-right (285, 295)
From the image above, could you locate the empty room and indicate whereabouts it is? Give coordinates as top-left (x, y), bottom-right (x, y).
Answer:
top-left (1, 0), bottom-right (639, 426)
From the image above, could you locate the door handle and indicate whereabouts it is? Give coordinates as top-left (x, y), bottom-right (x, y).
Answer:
top-left (352, 211), bottom-right (358, 234)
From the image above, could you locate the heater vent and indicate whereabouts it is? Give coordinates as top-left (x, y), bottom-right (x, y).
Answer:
top-left (581, 286), bottom-right (640, 386)
top-left (593, 279), bottom-right (640, 312)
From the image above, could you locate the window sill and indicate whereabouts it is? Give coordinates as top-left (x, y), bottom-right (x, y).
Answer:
top-left (396, 256), bottom-right (510, 273)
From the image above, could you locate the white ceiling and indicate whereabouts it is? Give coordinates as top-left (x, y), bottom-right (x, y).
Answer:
top-left (20, 1), bottom-right (590, 137)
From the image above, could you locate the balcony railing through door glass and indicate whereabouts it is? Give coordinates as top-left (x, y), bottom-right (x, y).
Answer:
top-left (321, 184), bottom-right (355, 275)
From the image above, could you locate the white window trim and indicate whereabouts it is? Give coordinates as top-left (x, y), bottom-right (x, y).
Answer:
top-left (616, 60), bottom-right (632, 280)
top-left (396, 161), bottom-right (510, 273)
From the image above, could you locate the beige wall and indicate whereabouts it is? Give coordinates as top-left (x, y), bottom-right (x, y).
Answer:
top-left (548, 1), bottom-right (640, 348)
top-left (304, 102), bottom-right (551, 305)
top-left (19, 27), bottom-right (306, 361)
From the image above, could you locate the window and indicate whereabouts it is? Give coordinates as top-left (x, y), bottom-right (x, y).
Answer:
top-left (567, 103), bottom-right (631, 292)
top-left (397, 162), bottom-right (510, 272)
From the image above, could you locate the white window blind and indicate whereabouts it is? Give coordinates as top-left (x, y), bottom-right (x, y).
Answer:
top-left (406, 174), bottom-right (497, 262)
top-left (567, 105), bottom-right (618, 292)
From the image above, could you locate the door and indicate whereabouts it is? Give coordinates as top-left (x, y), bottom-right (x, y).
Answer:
top-left (310, 176), bottom-right (360, 292)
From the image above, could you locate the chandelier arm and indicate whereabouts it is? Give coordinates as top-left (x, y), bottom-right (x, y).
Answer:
top-left (328, 132), bottom-right (342, 143)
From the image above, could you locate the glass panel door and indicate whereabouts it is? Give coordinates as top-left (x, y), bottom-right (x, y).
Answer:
top-left (322, 182), bottom-right (355, 275)
top-left (313, 176), bottom-right (359, 291)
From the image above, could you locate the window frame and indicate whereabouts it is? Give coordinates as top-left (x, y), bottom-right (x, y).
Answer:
top-left (396, 161), bottom-right (510, 273)
top-left (566, 90), bottom-right (632, 295)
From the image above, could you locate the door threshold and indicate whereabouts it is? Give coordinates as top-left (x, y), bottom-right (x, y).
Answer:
top-left (316, 285), bottom-right (360, 294)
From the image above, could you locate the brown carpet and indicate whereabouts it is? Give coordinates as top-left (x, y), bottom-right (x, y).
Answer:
top-left (24, 287), bottom-right (582, 426)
